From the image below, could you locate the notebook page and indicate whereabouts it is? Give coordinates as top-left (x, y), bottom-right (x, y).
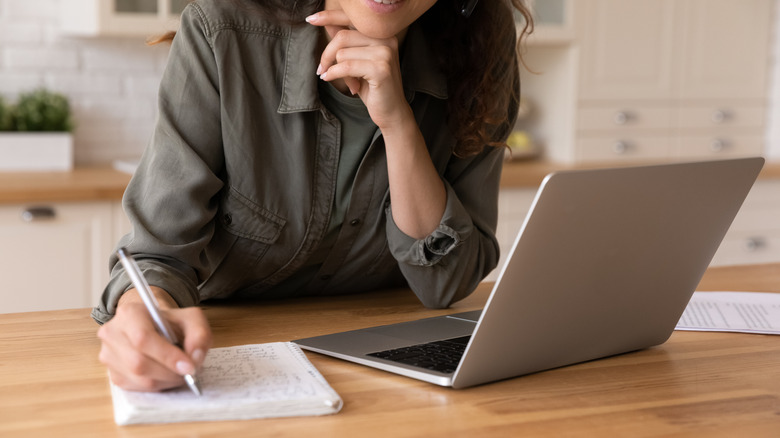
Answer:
top-left (111, 342), bottom-right (342, 425)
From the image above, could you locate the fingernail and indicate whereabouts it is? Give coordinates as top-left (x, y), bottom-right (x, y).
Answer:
top-left (192, 349), bottom-right (205, 365)
top-left (176, 360), bottom-right (194, 376)
top-left (316, 64), bottom-right (323, 76)
top-left (320, 71), bottom-right (327, 80)
top-left (305, 14), bottom-right (317, 23)
top-left (349, 86), bottom-right (358, 96)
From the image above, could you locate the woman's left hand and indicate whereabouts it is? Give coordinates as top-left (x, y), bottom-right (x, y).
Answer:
top-left (306, 10), bottom-right (414, 131)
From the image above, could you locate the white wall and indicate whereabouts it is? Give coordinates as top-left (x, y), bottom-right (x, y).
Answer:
top-left (0, 0), bottom-right (169, 166)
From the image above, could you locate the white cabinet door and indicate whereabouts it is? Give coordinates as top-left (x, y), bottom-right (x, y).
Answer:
top-left (0, 202), bottom-right (113, 313)
top-left (677, 0), bottom-right (774, 100)
top-left (576, 0), bottom-right (677, 101)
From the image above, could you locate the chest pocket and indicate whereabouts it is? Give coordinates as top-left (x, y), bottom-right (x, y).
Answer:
top-left (200, 188), bottom-right (286, 299)
top-left (220, 187), bottom-right (285, 243)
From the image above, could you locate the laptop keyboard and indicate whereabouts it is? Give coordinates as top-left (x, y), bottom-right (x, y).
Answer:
top-left (367, 335), bottom-right (471, 374)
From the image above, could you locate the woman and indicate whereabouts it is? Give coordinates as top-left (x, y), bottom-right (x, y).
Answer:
top-left (96, 0), bottom-right (533, 392)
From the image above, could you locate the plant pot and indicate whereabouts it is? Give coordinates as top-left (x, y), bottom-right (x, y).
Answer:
top-left (0, 133), bottom-right (74, 171)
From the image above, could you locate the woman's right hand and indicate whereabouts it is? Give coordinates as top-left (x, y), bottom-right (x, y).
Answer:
top-left (97, 287), bottom-right (212, 392)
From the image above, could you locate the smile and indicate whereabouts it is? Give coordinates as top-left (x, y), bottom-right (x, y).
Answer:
top-left (372, 0), bottom-right (401, 4)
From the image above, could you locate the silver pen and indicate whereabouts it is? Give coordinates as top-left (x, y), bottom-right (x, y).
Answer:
top-left (116, 247), bottom-right (202, 396)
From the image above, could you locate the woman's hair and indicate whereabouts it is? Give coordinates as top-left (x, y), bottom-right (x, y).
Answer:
top-left (150, 0), bottom-right (533, 158)
top-left (421, 1), bottom-right (533, 157)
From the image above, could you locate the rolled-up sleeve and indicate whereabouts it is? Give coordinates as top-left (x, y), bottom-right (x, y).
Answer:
top-left (386, 181), bottom-right (471, 267)
top-left (385, 144), bottom-right (505, 309)
top-left (92, 4), bottom-right (224, 324)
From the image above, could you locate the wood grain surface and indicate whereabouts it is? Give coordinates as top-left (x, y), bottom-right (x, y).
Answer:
top-left (1, 263), bottom-right (779, 437)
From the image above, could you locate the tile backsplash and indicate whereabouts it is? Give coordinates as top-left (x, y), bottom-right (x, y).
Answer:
top-left (0, 0), bottom-right (779, 166)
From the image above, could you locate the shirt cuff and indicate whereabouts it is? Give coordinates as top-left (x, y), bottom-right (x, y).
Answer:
top-left (91, 260), bottom-right (200, 324)
top-left (386, 182), bottom-right (473, 267)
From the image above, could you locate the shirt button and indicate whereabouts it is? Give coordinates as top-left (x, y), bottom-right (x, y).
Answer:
top-left (223, 214), bottom-right (232, 226)
top-left (349, 219), bottom-right (361, 226)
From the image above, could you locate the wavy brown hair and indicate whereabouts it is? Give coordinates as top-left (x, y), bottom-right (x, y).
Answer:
top-left (150, 0), bottom-right (533, 158)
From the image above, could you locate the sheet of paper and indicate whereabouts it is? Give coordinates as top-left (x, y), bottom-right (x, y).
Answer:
top-left (675, 291), bottom-right (780, 335)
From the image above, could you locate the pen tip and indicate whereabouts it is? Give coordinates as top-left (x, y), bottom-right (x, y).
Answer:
top-left (184, 374), bottom-right (202, 396)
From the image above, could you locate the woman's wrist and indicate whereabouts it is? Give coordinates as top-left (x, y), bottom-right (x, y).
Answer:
top-left (118, 286), bottom-right (179, 310)
top-left (374, 104), bottom-right (416, 138)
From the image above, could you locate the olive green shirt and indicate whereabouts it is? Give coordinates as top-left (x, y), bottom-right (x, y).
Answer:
top-left (92, 0), bottom-right (510, 324)
top-left (261, 81), bottom-right (376, 297)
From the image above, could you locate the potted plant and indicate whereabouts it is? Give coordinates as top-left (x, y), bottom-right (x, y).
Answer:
top-left (0, 97), bottom-right (9, 130)
top-left (0, 88), bottom-right (75, 171)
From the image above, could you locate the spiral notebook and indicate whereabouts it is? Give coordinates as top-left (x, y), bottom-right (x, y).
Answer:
top-left (109, 342), bottom-right (342, 425)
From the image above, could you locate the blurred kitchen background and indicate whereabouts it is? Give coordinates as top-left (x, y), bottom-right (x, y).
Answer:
top-left (0, 0), bottom-right (776, 166)
top-left (1, 0), bottom-right (779, 313)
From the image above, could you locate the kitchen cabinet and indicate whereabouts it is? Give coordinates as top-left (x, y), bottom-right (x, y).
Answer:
top-left (710, 179), bottom-right (780, 266)
top-left (534, 0), bottom-right (774, 164)
top-left (60, 0), bottom-right (188, 37)
top-left (0, 200), bottom-right (129, 314)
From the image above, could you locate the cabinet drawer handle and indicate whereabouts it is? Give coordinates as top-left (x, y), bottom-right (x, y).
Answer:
top-left (613, 111), bottom-right (632, 125)
top-left (21, 206), bottom-right (57, 222)
top-left (710, 138), bottom-right (730, 152)
top-left (712, 109), bottom-right (732, 124)
top-left (612, 140), bottom-right (631, 154)
top-left (744, 236), bottom-right (767, 252)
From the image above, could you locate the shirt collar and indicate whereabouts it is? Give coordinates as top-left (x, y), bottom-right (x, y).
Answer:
top-left (277, 21), bottom-right (448, 114)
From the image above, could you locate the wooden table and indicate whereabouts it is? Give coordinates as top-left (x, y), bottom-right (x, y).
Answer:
top-left (1, 263), bottom-right (779, 437)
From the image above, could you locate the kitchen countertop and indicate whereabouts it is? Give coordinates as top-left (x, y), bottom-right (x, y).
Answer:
top-left (0, 166), bottom-right (131, 204)
top-left (1, 159), bottom-right (780, 204)
top-left (500, 158), bottom-right (780, 188)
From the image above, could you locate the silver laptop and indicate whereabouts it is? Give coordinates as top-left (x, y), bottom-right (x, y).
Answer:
top-left (294, 158), bottom-right (764, 388)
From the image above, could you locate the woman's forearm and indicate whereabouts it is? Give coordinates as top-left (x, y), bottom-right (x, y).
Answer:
top-left (381, 111), bottom-right (447, 240)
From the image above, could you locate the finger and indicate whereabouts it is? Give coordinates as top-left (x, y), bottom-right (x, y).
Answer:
top-left (100, 338), bottom-right (183, 391)
top-left (305, 10), bottom-right (351, 52)
top-left (333, 45), bottom-right (393, 65)
top-left (319, 29), bottom-right (381, 68)
top-left (305, 10), bottom-right (352, 29)
top-left (98, 322), bottom-right (184, 391)
top-left (330, 46), bottom-right (385, 95)
top-left (320, 64), bottom-right (369, 98)
top-left (321, 57), bottom-right (395, 91)
top-left (165, 307), bottom-right (212, 369)
top-left (115, 303), bottom-right (199, 377)
top-left (318, 30), bottom-right (384, 94)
